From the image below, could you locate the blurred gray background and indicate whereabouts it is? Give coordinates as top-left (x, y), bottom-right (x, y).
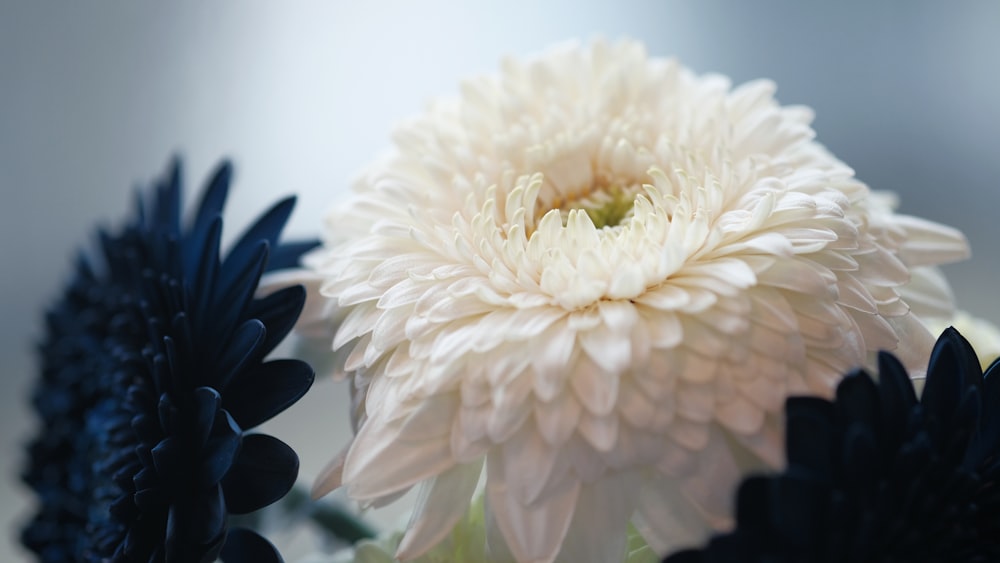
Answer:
top-left (2, 1), bottom-right (998, 560)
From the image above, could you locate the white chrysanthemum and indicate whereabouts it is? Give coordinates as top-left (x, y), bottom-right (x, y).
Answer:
top-left (305, 40), bottom-right (969, 562)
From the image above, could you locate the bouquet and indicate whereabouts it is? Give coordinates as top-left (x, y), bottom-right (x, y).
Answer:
top-left (21, 39), bottom-right (1000, 563)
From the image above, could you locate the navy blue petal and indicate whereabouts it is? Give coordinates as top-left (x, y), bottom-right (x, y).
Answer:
top-left (192, 386), bottom-right (223, 448)
top-left (191, 217), bottom-right (223, 322)
top-left (970, 360), bottom-right (1000, 468)
top-left (213, 319), bottom-right (267, 391)
top-left (200, 407), bottom-right (242, 488)
top-left (267, 239), bottom-right (321, 272)
top-left (247, 285), bottom-right (306, 357)
top-left (222, 434), bottom-right (299, 515)
top-left (220, 528), bottom-right (284, 563)
top-left (876, 351), bottom-right (917, 460)
top-left (153, 158), bottom-right (183, 237)
top-left (211, 243), bottom-right (269, 343)
top-left (924, 328), bottom-right (979, 425)
top-left (185, 161), bottom-right (232, 276)
top-left (784, 396), bottom-right (834, 479)
top-left (223, 359), bottom-right (314, 430)
top-left (223, 196), bottom-right (297, 276)
top-left (164, 484), bottom-right (227, 561)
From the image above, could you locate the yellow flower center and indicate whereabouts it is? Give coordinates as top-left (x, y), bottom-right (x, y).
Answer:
top-left (544, 183), bottom-right (641, 229)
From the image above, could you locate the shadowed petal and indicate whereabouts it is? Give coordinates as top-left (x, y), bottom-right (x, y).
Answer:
top-left (223, 196), bottom-right (297, 276)
top-left (220, 528), bottom-right (284, 563)
top-left (246, 284), bottom-right (307, 356)
top-left (222, 434), bottom-right (299, 514)
top-left (222, 359), bottom-right (314, 429)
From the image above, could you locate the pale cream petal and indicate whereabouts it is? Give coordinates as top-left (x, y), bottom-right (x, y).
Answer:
top-left (892, 214), bottom-right (970, 266)
top-left (570, 353), bottom-right (620, 416)
top-left (343, 407), bottom-right (458, 500)
top-left (678, 427), bottom-right (743, 526)
top-left (534, 392), bottom-right (582, 446)
top-left (577, 412), bottom-right (619, 452)
top-left (555, 471), bottom-right (641, 563)
top-left (502, 425), bottom-right (558, 505)
top-left (899, 266), bottom-right (957, 319)
top-left (714, 392), bottom-right (765, 435)
top-left (311, 443), bottom-right (350, 500)
top-left (487, 454), bottom-right (580, 563)
top-left (396, 460), bottom-right (484, 560)
top-left (634, 477), bottom-right (713, 554)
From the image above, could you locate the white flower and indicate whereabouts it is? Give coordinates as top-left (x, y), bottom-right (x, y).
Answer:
top-left (305, 39), bottom-right (969, 562)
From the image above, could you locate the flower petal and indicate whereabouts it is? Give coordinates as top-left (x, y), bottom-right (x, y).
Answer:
top-left (486, 454), bottom-right (579, 563)
top-left (222, 359), bottom-right (315, 430)
top-left (219, 528), bottom-right (283, 563)
top-left (222, 434), bottom-right (299, 514)
top-left (396, 460), bottom-right (483, 559)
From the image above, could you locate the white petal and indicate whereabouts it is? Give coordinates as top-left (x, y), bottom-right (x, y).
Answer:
top-left (503, 425), bottom-right (558, 505)
top-left (618, 377), bottom-right (657, 429)
top-left (756, 257), bottom-right (835, 297)
top-left (535, 392), bottom-right (582, 446)
top-left (899, 266), bottom-right (957, 318)
top-left (578, 412), bottom-right (619, 452)
top-left (396, 460), bottom-right (483, 560)
top-left (395, 392), bottom-right (459, 441)
top-left (678, 427), bottom-right (743, 526)
top-left (635, 477), bottom-right (712, 554)
top-left (854, 247), bottom-right (911, 286)
top-left (311, 444), bottom-right (350, 500)
top-left (488, 372), bottom-right (535, 443)
top-left (531, 324), bottom-right (577, 401)
top-left (556, 471), bottom-right (641, 563)
top-left (376, 277), bottom-right (429, 309)
top-left (675, 382), bottom-right (716, 423)
top-left (343, 401), bottom-right (458, 499)
top-left (335, 304), bottom-right (381, 351)
top-left (451, 407), bottom-right (490, 463)
top-left (731, 413), bottom-right (784, 468)
top-left (639, 307), bottom-right (684, 348)
top-left (608, 260), bottom-right (648, 299)
top-left (667, 416), bottom-right (710, 451)
top-left (836, 274), bottom-right (879, 314)
top-left (635, 285), bottom-right (691, 310)
top-left (714, 392), bottom-right (764, 435)
top-left (748, 288), bottom-right (799, 332)
top-left (487, 454), bottom-right (580, 563)
top-left (893, 214), bottom-right (970, 266)
top-left (570, 353), bottom-right (620, 416)
top-left (883, 313), bottom-right (935, 376)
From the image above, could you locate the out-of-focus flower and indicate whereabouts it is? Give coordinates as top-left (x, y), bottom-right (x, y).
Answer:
top-left (664, 327), bottom-right (1000, 562)
top-left (21, 160), bottom-right (317, 562)
top-left (304, 39), bottom-right (969, 561)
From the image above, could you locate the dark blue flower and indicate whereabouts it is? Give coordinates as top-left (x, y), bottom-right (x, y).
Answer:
top-left (664, 327), bottom-right (1000, 563)
top-left (22, 159), bottom-right (319, 563)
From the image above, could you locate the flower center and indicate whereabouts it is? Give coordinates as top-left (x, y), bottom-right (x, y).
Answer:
top-left (545, 183), bottom-right (640, 229)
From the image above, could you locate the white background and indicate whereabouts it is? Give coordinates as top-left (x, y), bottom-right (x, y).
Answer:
top-left (2, 1), bottom-right (999, 560)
